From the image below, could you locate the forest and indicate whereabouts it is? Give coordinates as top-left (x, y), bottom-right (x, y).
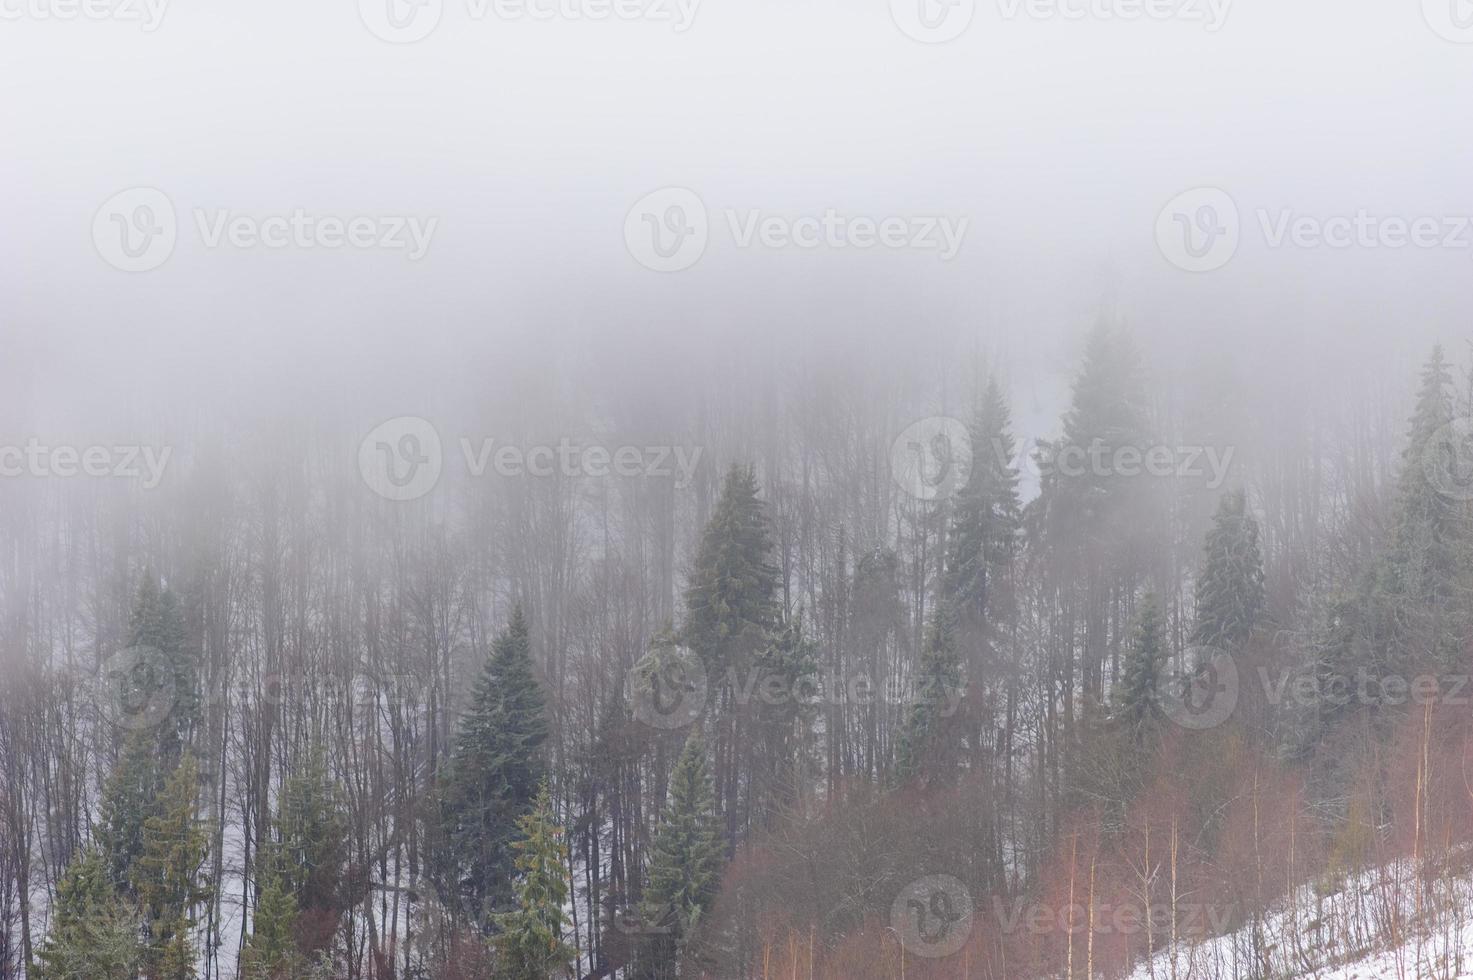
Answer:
top-left (5, 323), bottom-right (1473, 979)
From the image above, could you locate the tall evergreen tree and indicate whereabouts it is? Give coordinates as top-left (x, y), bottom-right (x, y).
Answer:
top-left (680, 464), bottom-right (781, 846)
top-left (1192, 489), bottom-right (1265, 651)
top-left (1114, 597), bottom-right (1166, 741)
top-left (97, 731), bottom-right (164, 893)
top-left (942, 376), bottom-right (1023, 635)
top-left (682, 464), bottom-right (781, 675)
top-left (240, 850), bottom-right (303, 980)
top-left (1378, 345), bottom-right (1468, 665)
top-left (492, 784), bottom-right (575, 980)
top-left (131, 754), bottom-right (209, 980)
top-left (277, 746), bottom-right (348, 954)
top-left (125, 573), bottom-right (196, 765)
top-left (894, 605), bottom-right (964, 785)
top-left (439, 606), bottom-right (550, 924)
top-left (635, 730), bottom-right (724, 980)
top-left (33, 849), bottom-right (141, 980)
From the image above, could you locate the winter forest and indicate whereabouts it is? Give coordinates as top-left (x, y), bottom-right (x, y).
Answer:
top-left (7, 2), bottom-right (1473, 979)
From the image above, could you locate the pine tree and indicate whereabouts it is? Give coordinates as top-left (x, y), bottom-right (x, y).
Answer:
top-left (132, 753), bottom-right (210, 980)
top-left (1192, 489), bottom-right (1265, 651)
top-left (635, 730), bottom-right (725, 980)
top-left (125, 572), bottom-right (196, 764)
top-left (1378, 345), bottom-right (1468, 666)
top-left (942, 376), bottom-right (1023, 636)
top-left (240, 850), bottom-right (303, 980)
top-left (681, 464), bottom-right (781, 676)
top-left (439, 606), bottom-right (550, 924)
top-left (751, 611), bottom-right (818, 820)
top-left (97, 730), bottom-right (164, 893)
top-left (492, 784), bottom-right (574, 980)
top-left (33, 848), bottom-right (141, 980)
top-left (277, 746), bottom-right (347, 954)
top-left (680, 464), bottom-right (781, 845)
top-left (1114, 597), bottom-right (1166, 740)
top-left (895, 605), bottom-right (965, 784)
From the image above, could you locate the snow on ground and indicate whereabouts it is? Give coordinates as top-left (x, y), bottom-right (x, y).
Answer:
top-left (1124, 856), bottom-right (1473, 980)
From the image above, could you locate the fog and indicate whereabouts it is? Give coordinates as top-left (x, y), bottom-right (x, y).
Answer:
top-left (7, 0), bottom-right (1473, 434)
top-left (5, 2), bottom-right (1473, 978)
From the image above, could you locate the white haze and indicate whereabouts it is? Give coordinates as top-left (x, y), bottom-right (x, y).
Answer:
top-left (3, 0), bottom-right (1472, 445)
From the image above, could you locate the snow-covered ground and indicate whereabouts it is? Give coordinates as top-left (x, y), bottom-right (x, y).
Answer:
top-left (1124, 856), bottom-right (1473, 980)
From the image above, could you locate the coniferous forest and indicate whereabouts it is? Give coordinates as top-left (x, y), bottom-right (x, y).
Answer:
top-left (6, 4), bottom-right (1473, 979)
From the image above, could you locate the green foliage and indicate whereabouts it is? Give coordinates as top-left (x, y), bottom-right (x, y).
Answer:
top-left (132, 754), bottom-right (210, 980)
top-left (751, 611), bottom-right (818, 817)
top-left (126, 573), bottom-right (197, 765)
top-left (97, 731), bottom-right (164, 894)
top-left (492, 785), bottom-right (575, 980)
top-left (240, 851), bottom-right (303, 980)
top-left (277, 745), bottom-right (348, 951)
top-left (681, 464), bottom-right (781, 675)
top-left (33, 849), bottom-right (141, 980)
top-left (1193, 489), bottom-right (1265, 651)
top-left (1114, 597), bottom-right (1166, 740)
top-left (941, 376), bottom-right (1023, 636)
top-left (895, 604), bottom-right (965, 784)
top-left (440, 606), bottom-right (550, 925)
top-left (635, 730), bottom-right (725, 980)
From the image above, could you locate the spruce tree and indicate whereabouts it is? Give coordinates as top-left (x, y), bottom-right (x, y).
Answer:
top-left (439, 606), bottom-right (550, 924)
top-left (750, 611), bottom-right (817, 820)
top-left (1114, 597), bottom-right (1166, 740)
top-left (131, 753), bottom-right (210, 980)
top-left (97, 730), bottom-right (164, 893)
top-left (681, 464), bottom-right (781, 676)
top-left (1192, 489), bottom-right (1265, 651)
top-left (33, 848), bottom-right (141, 980)
top-left (680, 464), bottom-right (781, 845)
top-left (941, 376), bottom-right (1023, 636)
top-left (1378, 345), bottom-right (1468, 666)
top-left (240, 850), bottom-right (303, 980)
top-left (125, 573), bottom-right (196, 765)
top-left (492, 784), bottom-right (574, 980)
top-left (277, 746), bottom-right (347, 953)
top-left (895, 605), bottom-right (964, 784)
top-left (635, 729), bottom-right (724, 980)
